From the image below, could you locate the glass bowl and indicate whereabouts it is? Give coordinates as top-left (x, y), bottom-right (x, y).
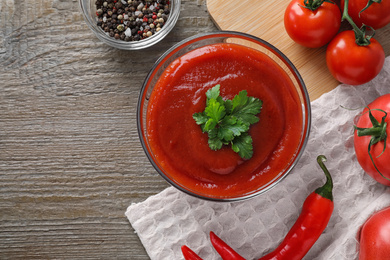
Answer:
top-left (137, 31), bottom-right (311, 201)
top-left (79, 0), bottom-right (180, 50)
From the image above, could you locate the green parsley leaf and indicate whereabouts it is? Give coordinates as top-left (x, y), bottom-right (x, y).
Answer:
top-left (231, 133), bottom-right (254, 160)
top-left (192, 112), bottom-right (208, 125)
top-left (205, 98), bottom-right (226, 123)
top-left (205, 84), bottom-right (221, 101)
top-left (218, 116), bottom-right (249, 142)
top-left (231, 91), bottom-right (263, 125)
top-left (193, 85), bottom-right (263, 160)
top-left (208, 128), bottom-right (223, 150)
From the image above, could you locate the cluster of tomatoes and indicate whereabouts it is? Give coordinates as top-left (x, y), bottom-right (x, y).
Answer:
top-left (285, 1), bottom-right (390, 257)
top-left (354, 94), bottom-right (390, 259)
top-left (284, 0), bottom-right (390, 85)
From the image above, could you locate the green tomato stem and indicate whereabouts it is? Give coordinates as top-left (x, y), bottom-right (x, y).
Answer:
top-left (355, 108), bottom-right (387, 142)
top-left (356, 125), bottom-right (386, 138)
top-left (302, 0), bottom-right (335, 11)
top-left (342, 0), bottom-right (372, 46)
top-left (360, 0), bottom-right (382, 16)
top-left (355, 108), bottom-right (389, 181)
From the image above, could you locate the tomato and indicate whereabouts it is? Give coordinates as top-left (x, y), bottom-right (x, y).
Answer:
top-left (326, 30), bottom-right (385, 85)
top-left (341, 0), bottom-right (390, 29)
top-left (284, 0), bottom-right (341, 48)
top-left (358, 206), bottom-right (390, 259)
top-left (354, 94), bottom-right (390, 186)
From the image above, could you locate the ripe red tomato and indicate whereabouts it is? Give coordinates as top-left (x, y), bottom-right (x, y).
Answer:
top-left (358, 206), bottom-right (390, 259)
top-left (354, 94), bottom-right (390, 186)
top-left (341, 0), bottom-right (390, 29)
top-left (284, 0), bottom-right (341, 48)
top-left (326, 30), bottom-right (385, 85)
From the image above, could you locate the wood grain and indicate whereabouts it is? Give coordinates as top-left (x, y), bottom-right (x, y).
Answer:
top-left (207, 0), bottom-right (390, 100)
top-left (0, 0), bottom-right (217, 258)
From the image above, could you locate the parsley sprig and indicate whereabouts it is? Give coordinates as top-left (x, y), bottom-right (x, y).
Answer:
top-left (192, 85), bottom-right (263, 159)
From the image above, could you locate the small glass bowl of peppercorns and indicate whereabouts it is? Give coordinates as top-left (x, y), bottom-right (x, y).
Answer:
top-left (79, 0), bottom-right (180, 50)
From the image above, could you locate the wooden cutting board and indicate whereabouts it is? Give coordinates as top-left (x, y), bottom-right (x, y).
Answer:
top-left (207, 0), bottom-right (390, 100)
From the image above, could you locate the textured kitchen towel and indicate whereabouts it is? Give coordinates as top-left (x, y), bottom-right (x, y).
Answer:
top-left (126, 56), bottom-right (390, 260)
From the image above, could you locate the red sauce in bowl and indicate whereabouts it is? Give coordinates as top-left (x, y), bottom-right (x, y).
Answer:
top-left (146, 43), bottom-right (303, 198)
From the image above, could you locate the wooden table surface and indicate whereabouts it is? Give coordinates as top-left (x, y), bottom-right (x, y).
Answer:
top-left (0, 0), bottom-right (217, 259)
top-left (1, 0), bottom-right (389, 259)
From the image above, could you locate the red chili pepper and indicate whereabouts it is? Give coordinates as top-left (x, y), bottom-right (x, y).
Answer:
top-left (181, 245), bottom-right (203, 260)
top-left (210, 231), bottom-right (246, 260)
top-left (258, 155), bottom-right (334, 260)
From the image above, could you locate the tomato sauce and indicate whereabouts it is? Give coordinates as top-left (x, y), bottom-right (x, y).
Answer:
top-left (146, 43), bottom-right (303, 198)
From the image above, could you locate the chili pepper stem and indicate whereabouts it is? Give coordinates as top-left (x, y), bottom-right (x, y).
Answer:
top-left (315, 155), bottom-right (333, 201)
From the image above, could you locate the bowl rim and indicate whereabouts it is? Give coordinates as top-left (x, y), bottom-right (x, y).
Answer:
top-left (137, 30), bottom-right (312, 202)
top-left (79, 0), bottom-right (181, 50)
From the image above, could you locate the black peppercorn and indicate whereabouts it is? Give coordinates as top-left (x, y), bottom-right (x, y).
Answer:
top-left (115, 2), bottom-right (122, 9)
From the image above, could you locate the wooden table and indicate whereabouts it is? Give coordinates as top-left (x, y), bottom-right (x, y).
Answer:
top-left (1, 0), bottom-right (389, 259)
top-left (0, 0), bottom-right (217, 258)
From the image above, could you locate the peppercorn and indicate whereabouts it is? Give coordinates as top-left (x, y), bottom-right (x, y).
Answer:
top-left (117, 24), bottom-right (125, 31)
top-left (115, 2), bottom-right (122, 9)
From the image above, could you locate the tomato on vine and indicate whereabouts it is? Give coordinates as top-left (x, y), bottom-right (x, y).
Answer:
top-left (341, 0), bottom-right (390, 29)
top-left (326, 0), bottom-right (385, 85)
top-left (284, 0), bottom-right (342, 48)
top-left (326, 31), bottom-right (384, 85)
